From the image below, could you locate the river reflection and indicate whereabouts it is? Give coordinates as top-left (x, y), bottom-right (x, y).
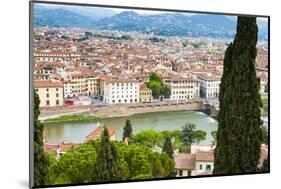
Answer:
top-left (44, 110), bottom-right (218, 144)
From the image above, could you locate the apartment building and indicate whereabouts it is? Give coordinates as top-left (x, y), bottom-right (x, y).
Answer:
top-left (139, 85), bottom-right (153, 103)
top-left (103, 77), bottom-right (140, 104)
top-left (168, 76), bottom-right (200, 101)
top-left (34, 79), bottom-right (64, 107)
top-left (197, 74), bottom-right (221, 98)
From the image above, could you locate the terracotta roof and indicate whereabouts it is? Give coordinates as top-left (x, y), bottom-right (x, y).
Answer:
top-left (44, 141), bottom-right (80, 154)
top-left (174, 153), bottom-right (196, 170)
top-left (85, 126), bottom-right (116, 142)
top-left (34, 80), bottom-right (63, 88)
top-left (195, 150), bottom-right (214, 162)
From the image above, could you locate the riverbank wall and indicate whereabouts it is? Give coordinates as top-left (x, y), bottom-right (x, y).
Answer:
top-left (39, 101), bottom-right (218, 120)
top-left (84, 102), bottom-right (205, 118)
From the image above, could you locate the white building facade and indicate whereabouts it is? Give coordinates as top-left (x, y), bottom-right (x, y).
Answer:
top-left (168, 77), bottom-right (200, 101)
top-left (103, 78), bottom-right (140, 104)
top-left (197, 75), bottom-right (221, 98)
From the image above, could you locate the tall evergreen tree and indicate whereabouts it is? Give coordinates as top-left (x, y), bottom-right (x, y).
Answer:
top-left (213, 17), bottom-right (262, 174)
top-left (92, 127), bottom-right (124, 182)
top-left (162, 137), bottom-right (174, 159)
top-left (122, 119), bottom-right (133, 141)
top-left (34, 90), bottom-right (49, 186)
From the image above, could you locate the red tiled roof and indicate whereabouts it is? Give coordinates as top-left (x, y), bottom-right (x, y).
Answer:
top-left (85, 126), bottom-right (116, 142)
top-left (195, 150), bottom-right (214, 162)
top-left (34, 80), bottom-right (63, 88)
top-left (174, 153), bottom-right (196, 170)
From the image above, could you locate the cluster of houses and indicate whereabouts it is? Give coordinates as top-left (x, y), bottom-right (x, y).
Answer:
top-left (33, 28), bottom-right (268, 108)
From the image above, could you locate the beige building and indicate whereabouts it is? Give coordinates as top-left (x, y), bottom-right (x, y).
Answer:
top-left (68, 72), bottom-right (87, 97)
top-left (139, 85), bottom-right (152, 103)
top-left (34, 79), bottom-right (64, 107)
top-left (86, 75), bottom-right (99, 96)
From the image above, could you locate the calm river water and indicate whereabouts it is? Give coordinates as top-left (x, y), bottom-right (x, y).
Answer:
top-left (44, 110), bottom-right (218, 145)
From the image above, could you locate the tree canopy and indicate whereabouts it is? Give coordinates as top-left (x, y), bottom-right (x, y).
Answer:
top-left (147, 73), bottom-right (171, 98)
top-left (34, 90), bottom-right (50, 186)
top-left (92, 127), bottom-right (125, 183)
top-left (123, 119), bottom-right (133, 141)
top-left (214, 17), bottom-right (263, 174)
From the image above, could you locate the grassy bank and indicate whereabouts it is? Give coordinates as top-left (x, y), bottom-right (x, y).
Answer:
top-left (43, 115), bottom-right (98, 123)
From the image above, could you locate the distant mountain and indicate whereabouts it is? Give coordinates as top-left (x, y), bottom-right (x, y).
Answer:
top-left (92, 11), bottom-right (237, 38)
top-left (34, 5), bottom-right (268, 40)
top-left (34, 4), bottom-right (116, 27)
top-left (53, 5), bottom-right (116, 21)
top-left (34, 5), bottom-right (94, 27)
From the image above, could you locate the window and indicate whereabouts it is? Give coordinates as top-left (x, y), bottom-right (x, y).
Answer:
top-left (46, 88), bottom-right (49, 92)
top-left (179, 170), bottom-right (183, 176)
top-left (188, 170), bottom-right (192, 176)
top-left (199, 164), bottom-right (203, 170)
top-left (206, 164), bottom-right (211, 172)
top-left (46, 100), bottom-right (50, 106)
top-left (56, 93), bottom-right (59, 97)
top-left (56, 100), bottom-right (59, 105)
top-left (46, 93), bottom-right (49, 98)
top-left (56, 88), bottom-right (58, 91)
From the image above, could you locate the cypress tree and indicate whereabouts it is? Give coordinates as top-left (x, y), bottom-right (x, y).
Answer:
top-left (122, 119), bottom-right (133, 141)
top-left (162, 137), bottom-right (174, 159)
top-left (92, 127), bottom-right (124, 182)
top-left (34, 90), bottom-right (49, 186)
top-left (213, 17), bottom-right (263, 174)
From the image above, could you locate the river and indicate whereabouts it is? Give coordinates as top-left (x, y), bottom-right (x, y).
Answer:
top-left (44, 110), bottom-right (218, 145)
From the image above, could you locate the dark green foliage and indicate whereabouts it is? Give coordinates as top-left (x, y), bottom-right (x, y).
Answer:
top-left (211, 130), bottom-right (218, 145)
top-left (61, 35), bottom-right (69, 40)
top-left (92, 127), bottom-right (125, 182)
top-left (123, 119), bottom-right (133, 141)
top-left (180, 123), bottom-right (197, 147)
top-left (131, 174), bottom-right (153, 180)
top-left (130, 129), bottom-right (164, 148)
top-left (85, 31), bottom-right (93, 38)
top-left (49, 144), bottom-right (97, 184)
top-left (34, 90), bottom-right (50, 186)
top-left (162, 137), bottom-right (174, 159)
top-left (194, 130), bottom-right (207, 144)
top-left (214, 17), bottom-right (263, 174)
top-left (147, 73), bottom-right (171, 98)
top-left (149, 37), bottom-right (165, 43)
top-left (260, 158), bottom-right (269, 172)
top-left (116, 142), bottom-right (174, 179)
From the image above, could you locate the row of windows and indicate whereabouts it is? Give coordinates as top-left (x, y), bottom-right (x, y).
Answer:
top-left (172, 95), bottom-right (193, 99)
top-left (110, 83), bottom-right (136, 87)
top-left (171, 85), bottom-right (195, 89)
top-left (111, 87), bottom-right (138, 90)
top-left (111, 91), bottom-right (138, 94)
top-left (111, 99), bottom-right (138, 103)
top-left (45, 100), bottom-right (60, 106)
top-left (140, 92), bottom-right (152, 96)
top-left (111, 95), bottom-right (138, 98)
top-left (35, 88), bottom-right (60, 92)
top-left (171, 81), bottom-right (196, 84)
top-left (172, 91), bottom-right (194, 94)
top-left (46, 93), bottom-right (60, 98)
